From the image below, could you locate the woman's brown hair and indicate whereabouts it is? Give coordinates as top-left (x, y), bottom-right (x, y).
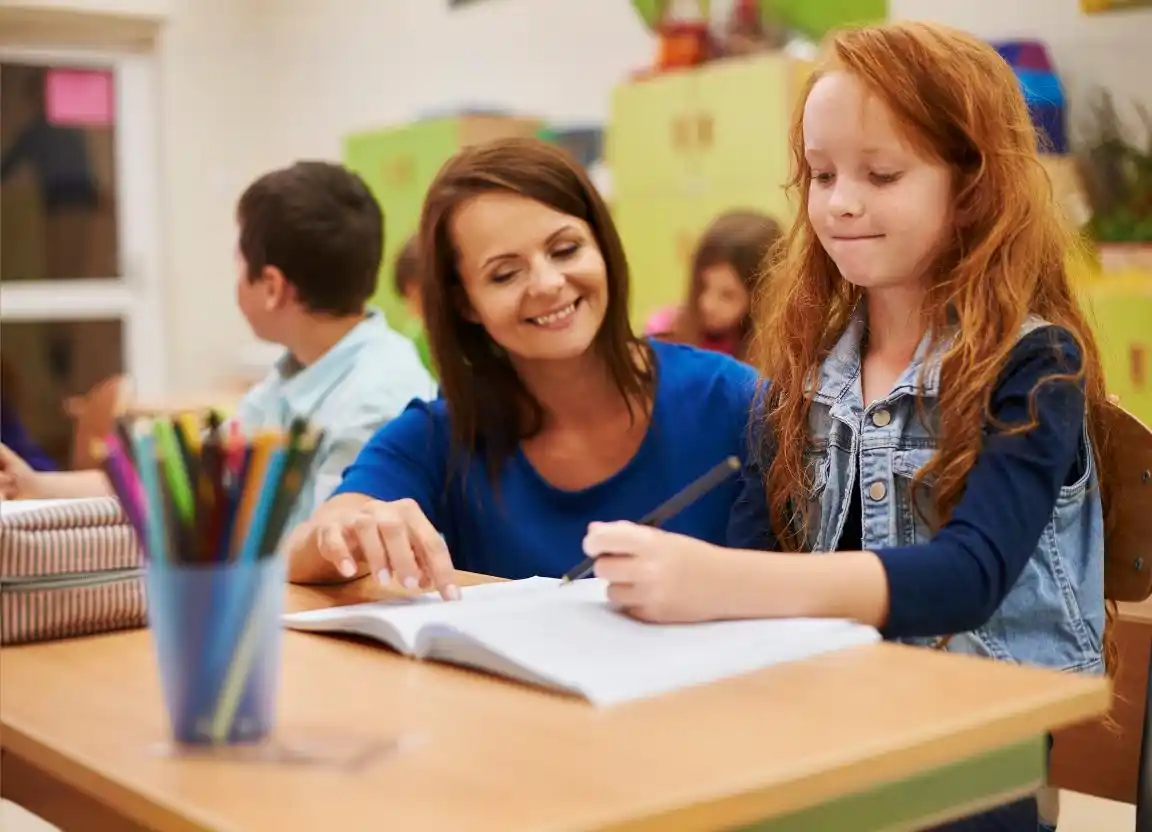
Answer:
top-left (753, 21), bottom-right (1117, 671)
top-left (419, 137), bottom-right (654, 473)
top-left (674, 209), bottom-right (781, 359)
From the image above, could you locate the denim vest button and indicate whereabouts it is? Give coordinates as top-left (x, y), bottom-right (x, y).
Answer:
top-left (867, 481), bottom-right (887, 501)
top-left (872, 408), bottom-right (892, 427)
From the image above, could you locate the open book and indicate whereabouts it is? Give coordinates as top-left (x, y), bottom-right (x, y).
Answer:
top-left (282, 577), bottom-right (881, 706)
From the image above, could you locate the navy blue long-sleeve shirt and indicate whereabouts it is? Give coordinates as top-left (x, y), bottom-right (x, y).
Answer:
top-left (727, 326), bottom-right (1086, 639)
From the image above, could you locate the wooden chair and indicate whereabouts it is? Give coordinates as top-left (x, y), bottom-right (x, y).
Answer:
top-left (64, 374), bottom-right (132, 470)
top-left (1048, 402), bottom-right (1152, 829)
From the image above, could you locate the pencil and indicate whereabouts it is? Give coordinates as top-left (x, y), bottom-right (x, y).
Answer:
top-left (91, 436), bottom-right (147, 542)
top-left (131, 426), bottom-right (168, 563)
top-left (228, 431), bottom-right (280, 558)
top-left (237, 447), bottom-right (288, 564)
top-left (558, 455), bottom-right (742, 585)
top-left (255, 418), bottom-right (310, 556)
top-left (153, 419), bottom-right (195, 524)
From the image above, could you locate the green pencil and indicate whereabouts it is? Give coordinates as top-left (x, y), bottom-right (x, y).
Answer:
top-left (152, 418), bottom-right (195, 524)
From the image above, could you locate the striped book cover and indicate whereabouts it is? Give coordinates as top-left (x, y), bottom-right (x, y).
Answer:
top-left (1, 498), bottom-right (146, 645)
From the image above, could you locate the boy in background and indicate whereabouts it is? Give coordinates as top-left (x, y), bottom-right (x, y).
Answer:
top-left (392, 236), bottom-right (433, 374)
top-left (1, 161), bottom-right (436, 529)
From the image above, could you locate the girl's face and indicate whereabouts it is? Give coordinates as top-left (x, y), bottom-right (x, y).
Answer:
top-left (450, 191), bottom-right (608, 364)
top-left (697, 263), bottom-right (749, 337)
top-left (402, 284), bottom-right (423, 322)
top-left (803, 71), bottom-right (953, 291)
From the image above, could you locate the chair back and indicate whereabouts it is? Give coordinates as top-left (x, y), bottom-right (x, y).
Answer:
top-left (1100, 402), bottom-right (1152, 603)
top-left (66, 374), bottom-right (132, 470)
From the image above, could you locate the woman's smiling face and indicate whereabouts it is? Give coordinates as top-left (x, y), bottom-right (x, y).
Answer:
top-left (450, 191), bottom-right (609, 364)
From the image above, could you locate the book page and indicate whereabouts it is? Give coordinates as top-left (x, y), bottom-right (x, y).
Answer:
top-left (0, 498), bottom-right (104, 518)
top-left (282, 576), bottom-right (559, 654)
top-left (433, 580), bottom-right (881, 706)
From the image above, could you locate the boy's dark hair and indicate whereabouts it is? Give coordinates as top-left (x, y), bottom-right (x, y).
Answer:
top-left (393, 236), bottom-right (421, 298)
top-left (237, 161), bottom-right (382, 316)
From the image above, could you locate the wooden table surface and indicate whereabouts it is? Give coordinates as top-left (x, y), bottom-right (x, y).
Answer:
top-left (1, 574), bottom-right (1111, 831)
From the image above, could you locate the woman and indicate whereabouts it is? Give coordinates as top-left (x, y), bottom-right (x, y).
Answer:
top-left (287, 138), bottom-right (759, 595)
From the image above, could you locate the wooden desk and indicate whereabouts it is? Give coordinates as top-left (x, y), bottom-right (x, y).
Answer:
top-left (1, 575), bottom-right (1110, 832)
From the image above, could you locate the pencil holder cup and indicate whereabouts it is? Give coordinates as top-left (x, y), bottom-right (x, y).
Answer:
top-left (145, 555), bottom-right (286, 746)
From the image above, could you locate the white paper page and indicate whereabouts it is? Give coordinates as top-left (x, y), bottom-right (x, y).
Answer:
top-left (0, 498), bottom-right (108, 518)
top-left (282, 577), bottom-right (559, 652)
top-left (441, 579), bottom-right (882, 706)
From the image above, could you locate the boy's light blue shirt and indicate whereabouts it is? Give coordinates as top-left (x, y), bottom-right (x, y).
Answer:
top-left (232, 310), bottom-right (437, 537)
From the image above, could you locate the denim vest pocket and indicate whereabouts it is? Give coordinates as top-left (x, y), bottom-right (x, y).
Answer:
top-left (805, 445), bottom-right (831, 495)
top-left (799, 444), bottom-right (832, 549)
top-left (890, 447), bottom-right (938, 546)
top-left (1053, 423), bottom-right (1094, 507)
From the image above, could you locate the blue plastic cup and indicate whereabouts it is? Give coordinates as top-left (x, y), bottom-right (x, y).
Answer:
top-left (146, 555), bottom-right (286, 746)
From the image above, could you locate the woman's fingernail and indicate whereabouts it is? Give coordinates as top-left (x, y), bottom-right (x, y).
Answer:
top-left (403, 576), bottom-right (419, 590)
top-left (338, 559), bottom-right (356, 577)
top-left (377, 568), bottom-right (391, 585)
top-left (446, 584), bottom-right (461, 601)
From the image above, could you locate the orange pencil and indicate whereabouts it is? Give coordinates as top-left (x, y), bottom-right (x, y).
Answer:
top-left (228, 431), bottom-right (282, 559)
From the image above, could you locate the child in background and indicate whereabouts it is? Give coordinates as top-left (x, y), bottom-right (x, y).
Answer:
top-left (1, 162), bottom-right (438, 527)
top-left (392, 236), bottom-right (434, 374)
top-left (583, 21), bottom-right (1109, 832)
top-left (647, 210), bottom-right (780, 360)
top-left (0, 357), bottom-right (58, 483)
top-left (673, 210), bottom-right (781, 359)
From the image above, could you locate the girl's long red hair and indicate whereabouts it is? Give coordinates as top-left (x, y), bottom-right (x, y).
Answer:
top-left (752, 21), bottom-right (1116, 671)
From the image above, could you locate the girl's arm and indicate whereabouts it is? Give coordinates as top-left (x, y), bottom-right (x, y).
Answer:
top-left (588, 327), bottom-right (1086, 636)
top-left (866, 326), bottom-right (1087, 637)
top-left (757, 326), bottom-right (1085, 636)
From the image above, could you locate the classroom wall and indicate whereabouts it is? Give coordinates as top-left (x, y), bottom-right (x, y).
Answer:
top-left (250, 0), bottom-right (654, 158)
top-left (2, 0), bottom-right (1145, 397)
top-left (0, 0), bottom-right (170, 16)
top-left (257, 0), bottom-right (1149, 167)
top-left (889, 0), bottom-right (1150, 143)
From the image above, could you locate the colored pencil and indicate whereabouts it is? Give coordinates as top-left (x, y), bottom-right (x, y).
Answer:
top-left (98, 412), bottom-right (320, 566)
top-left (559, 455), bottom-right (743, 584)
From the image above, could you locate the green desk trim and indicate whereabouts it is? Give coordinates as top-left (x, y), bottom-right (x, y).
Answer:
top-left (740, 736), bottom-right (1044, 831)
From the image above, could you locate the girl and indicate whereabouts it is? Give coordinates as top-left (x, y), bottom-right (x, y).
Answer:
top-left (0, 357), bottom-right (58, 474)
top-left (287, 138), bottom-right (758, 593)
top-left (582, 22), bottom-right (1109, 831)
top-left (391, 236), bottom-right (434, 373)
top-left (669, 209), bottom-right (781, 360)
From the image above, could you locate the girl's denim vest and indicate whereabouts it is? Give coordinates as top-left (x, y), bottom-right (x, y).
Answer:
top-left (805, 313), bottom-right (1104, 673)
